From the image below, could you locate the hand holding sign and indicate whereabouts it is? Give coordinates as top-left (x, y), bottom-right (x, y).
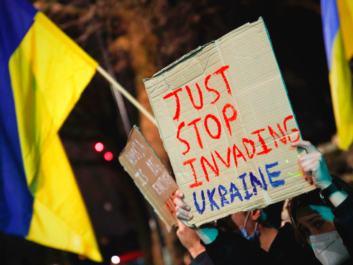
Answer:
top-left (174, 190), bottom-right (193, 221)
top-left (176, 219), bottom-right (205, 259)
top-left (291, 140), bottom-right (332, 190)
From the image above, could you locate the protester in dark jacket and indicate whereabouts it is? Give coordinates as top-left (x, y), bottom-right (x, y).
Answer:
top-left (288, 140), bottom-right (353, 265)
top-left (176, 190), bottom-right (318, 265)
top-left (176, 140), bottom-right (352, 265)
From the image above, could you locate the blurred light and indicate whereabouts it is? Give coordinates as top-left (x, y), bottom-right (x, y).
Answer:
top-left (104, 151), bottom-right (113, 161)
top-left (95, 142), bottom-right (104, 152)
top-left (111, 255), bottom-right (120, 264)
top-left (104, 202), bottom-right (113, 212)
top-left (78, 255), bottom-right (86, 260)
top-left (99, 236), bottom-right (109, 246)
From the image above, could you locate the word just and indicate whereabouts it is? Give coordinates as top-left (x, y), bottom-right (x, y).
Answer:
top-left (162, 65), bottom-right (299, 188)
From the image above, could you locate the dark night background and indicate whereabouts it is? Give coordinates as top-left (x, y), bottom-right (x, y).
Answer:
top-left (1, 0), bottom-right (352, 265)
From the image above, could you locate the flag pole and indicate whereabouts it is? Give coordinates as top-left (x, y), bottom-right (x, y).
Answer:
top-left (96, 30), bottom-right (131, 136)
top-left (96, 65), bottom-right (157, 126)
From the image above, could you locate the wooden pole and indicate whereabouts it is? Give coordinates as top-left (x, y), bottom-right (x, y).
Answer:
top-left (96, 65), bottom-right (157, 126)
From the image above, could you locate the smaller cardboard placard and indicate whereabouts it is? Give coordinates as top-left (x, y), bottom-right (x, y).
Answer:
top-left (119, 126), bottom-right (178, 229)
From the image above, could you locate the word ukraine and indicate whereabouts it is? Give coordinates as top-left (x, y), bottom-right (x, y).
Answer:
top-left (193, 161), bottom-right (282, 214)
top-left (163, 65), bottom-right (300, 189)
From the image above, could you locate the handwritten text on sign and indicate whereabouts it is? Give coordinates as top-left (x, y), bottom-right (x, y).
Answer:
top-left (119, 126), bottom-right (178, 228)
top-left (144, 18), bottom-right (313, 226)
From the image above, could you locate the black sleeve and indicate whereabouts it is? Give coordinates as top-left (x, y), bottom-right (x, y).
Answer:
top-left (190, 251), bottom-right (215, 265)
top-left (202, 230), bottom-right (275, 265)
top-left (332, 194), bottom-right (353, 254)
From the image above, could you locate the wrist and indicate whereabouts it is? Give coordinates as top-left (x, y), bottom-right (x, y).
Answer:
top-left (317, 180), bottom-right (332, 191)
top-left (319, 181), bottom-right (347, 207)
top-left (328, 191), bottom-right (348, 207)
top-left (189, 244), bottom-right (206, 259)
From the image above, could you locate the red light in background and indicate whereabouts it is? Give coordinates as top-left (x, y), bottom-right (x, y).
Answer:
top-left (104, 152), bottom-right (113, 161)
top-left (95, 142), bottom-right (104, 152)
top-left (78, 255), bottom-right (86, 261)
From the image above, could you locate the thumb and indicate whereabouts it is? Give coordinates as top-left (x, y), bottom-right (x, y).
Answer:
top-left (291, 140), bottom-right (317, 153)
top-left (177, 217), bottom-right (193, 228)
top-left (177, 219), bottom-right (185, 228)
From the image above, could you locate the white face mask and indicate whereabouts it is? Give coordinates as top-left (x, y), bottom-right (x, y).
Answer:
top-left (309, 231), bottom-right (350, 265)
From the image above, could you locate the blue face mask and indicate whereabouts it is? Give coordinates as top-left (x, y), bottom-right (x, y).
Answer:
top-left (235, 212), bottom-right (260, 243)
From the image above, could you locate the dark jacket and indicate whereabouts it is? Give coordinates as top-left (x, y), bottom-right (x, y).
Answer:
top-left (191, 251), bottom-right (214, 265)
top-left (191, 223), bottom-right (318, 265)
top-left (191, 191), bottom-right (353, 265)
top-left (332, 194), bottom-right (353, 264)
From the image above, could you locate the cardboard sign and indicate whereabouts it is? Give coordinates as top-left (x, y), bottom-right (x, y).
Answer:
top-left (119, 126), bottom-right (178, 229)
top-left (143, 18), bottom-right (314, 227)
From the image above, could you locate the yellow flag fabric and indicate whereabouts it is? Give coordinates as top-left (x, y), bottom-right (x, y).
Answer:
top-left (27, 135), bottom-right (102, 261)
top-left (337, 0), bottom-right (353, 60)
top-left (329, 31), bottom-right (353, 150)
top-left (322, 0), bottom-right (353, 150)
top-left (9, 11), bottom-right (102, 261)
top-left (335, 1), bottom-right (353, 150)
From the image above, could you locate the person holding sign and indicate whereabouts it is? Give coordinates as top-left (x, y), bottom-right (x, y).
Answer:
top-left (287, 141), bottom-right (353, 265)
top-left (176, 195), bottom-right (317, 265)
top-left (175, 140), bottom-right (353, 265)
top-left (177, 208), bottom-right (317, 265)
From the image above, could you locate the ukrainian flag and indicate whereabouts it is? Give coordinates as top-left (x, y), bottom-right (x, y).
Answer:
top-left (0, 0), bottom-right (102, 261)
top-left (321, 0), bottom-right (353, 150)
